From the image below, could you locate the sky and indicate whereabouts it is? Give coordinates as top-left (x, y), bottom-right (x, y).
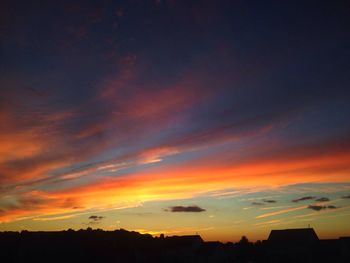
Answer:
top-left (0, 0), bottom-right (350, 241)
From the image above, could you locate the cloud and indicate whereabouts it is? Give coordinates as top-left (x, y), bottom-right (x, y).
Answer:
top-left (166, 205), bottom-right (206, 212)
top-left (88, 215), bottom-right (105, 221)
top-left (341, 195), bottom-right (350, 199)
top-left (256, 206), bottom-right (307, 219)
top-left (315, 197), bottom-right (330, 202)
top-left (86, 215), bottom-right (106, 225)
top-left (254, 219), bottom-right (281, 226)
top-left (263, 199), bottom-right (277, 203)
top-left (33, 214), bottom-right (82, 221)
top-left (249, 198), bottom-right (277, 206)
top-left (307, 205), bottom-right (338, 211)
top-left (1, 65), bottom-right (350, 224)
top-left (307, 205), bottom-right (324, 211)
top-left (327, 205), bottom-right (337, 209)
top-left (292, 196), bottom-right (316, 203)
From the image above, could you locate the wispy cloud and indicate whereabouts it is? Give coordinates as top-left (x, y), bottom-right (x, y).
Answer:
top-left (33, 214), bottom-right (81, 221)
top-left (88, 215), bottom-right (105, 221)
top-left (260, 205), bottom-right (291, 210)
top-left (307, 205), bottom-right (337, 211)
top-left (165, 205), bottom-right (206, 213)
top-left (254, 219), bottom-right (281, 226)
top-left (263, 199), bottom-right (277, 203)
top-left (292, 196), bottom-right (316, 203)
top-left (256, 206), bottom-right (307, 219)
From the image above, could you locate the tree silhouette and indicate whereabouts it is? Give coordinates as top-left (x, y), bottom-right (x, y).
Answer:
top-left (238, 235), bottom-right (249, 244)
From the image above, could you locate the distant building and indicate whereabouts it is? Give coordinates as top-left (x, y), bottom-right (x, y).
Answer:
top-left (266, 228), bottom-right (319, 263)
top-left (268, 228), bottom-right (319, 244)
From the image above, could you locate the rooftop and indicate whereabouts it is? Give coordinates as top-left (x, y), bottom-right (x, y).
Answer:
top-left (268, 228), bottom-right (319, 244)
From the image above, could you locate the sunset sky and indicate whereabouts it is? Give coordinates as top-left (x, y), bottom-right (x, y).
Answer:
top-left (1, 0), bottom-right (350, 241)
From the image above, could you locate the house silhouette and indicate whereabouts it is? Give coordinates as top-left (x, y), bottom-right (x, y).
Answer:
top-left (268, 228), bottom-right (319, 244)
top-left (264, 228), bottom-right (350, 263)
top-left (266, 228), bottom-right (319, 263)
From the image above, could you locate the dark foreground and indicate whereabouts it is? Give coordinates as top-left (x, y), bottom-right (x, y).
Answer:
top-left (0, 228), bottom-right (349, 263)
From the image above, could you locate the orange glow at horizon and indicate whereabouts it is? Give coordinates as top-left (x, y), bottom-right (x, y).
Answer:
top-left (1, 145), bottom-right (349, 224)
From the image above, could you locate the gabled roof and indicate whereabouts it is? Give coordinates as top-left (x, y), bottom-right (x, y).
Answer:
top-left (268, 228), bottom-right (319, 243)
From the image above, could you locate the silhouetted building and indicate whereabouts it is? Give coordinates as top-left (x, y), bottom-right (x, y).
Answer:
top-left (266, 228), bottom-right (319, 262)
top-left (268, 228), bottom-right (319, 244)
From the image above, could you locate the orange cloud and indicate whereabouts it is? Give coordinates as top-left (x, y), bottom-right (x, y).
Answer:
top-left (256, 206), bottom-right (307, 219)
top-left (1, 70), bottom-right (350, 225)
top-left (2, 140), bottom-right (348, 223)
